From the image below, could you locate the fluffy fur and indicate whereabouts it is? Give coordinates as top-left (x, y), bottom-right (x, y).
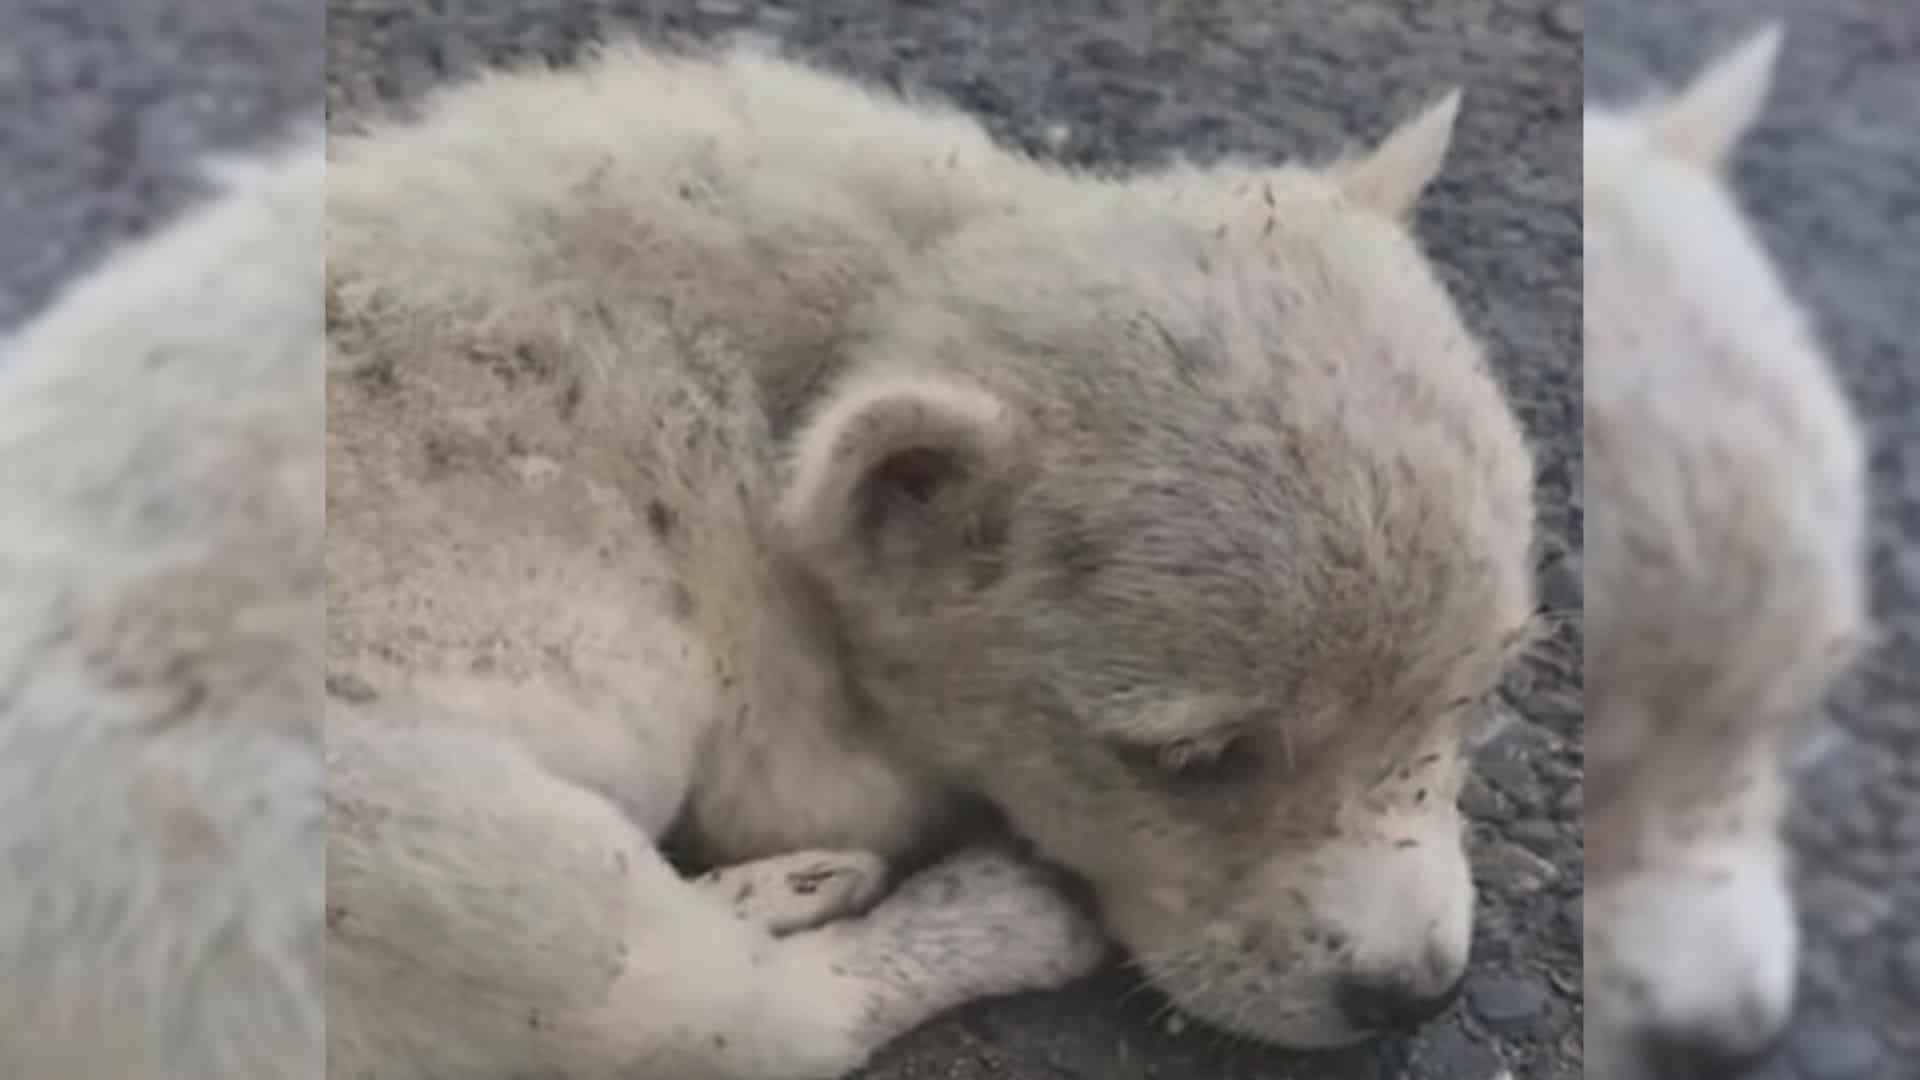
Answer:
top-left (1584, 26), bottom-right (1870, 1079)
top-left (0, 135), bottom-right (324, 1078)
top-left (325, 40), bottom-right (1538, 1077)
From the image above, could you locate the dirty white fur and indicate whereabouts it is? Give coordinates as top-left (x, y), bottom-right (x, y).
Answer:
top-left (0, 136), bottom-right (324, 1078)
top-left (1584, 26), bottom-right (1870, 1078)
top-left (326, 40), bottom-right (1538, 1077)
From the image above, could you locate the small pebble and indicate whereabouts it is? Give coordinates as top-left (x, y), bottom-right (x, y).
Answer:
top-left (1461, 774), bottom-right (1506, 821)
top-left (1467, 974), bottom-right (1548, 1029)
top-left (1479, 840), bottom-right (1560, 896)
top-left (1538, 553), bottom-right (1580, 612)
top-left (1552, 781), bottom-right (1583, 819)
top-left (1478, 755), bottom-right (1545, 813)
top-left (1506, 817), bottom-right (1563, 855)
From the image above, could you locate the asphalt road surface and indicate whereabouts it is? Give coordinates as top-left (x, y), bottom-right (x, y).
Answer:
top-left (0, 0), bottom-right (320, 328)
top-left (1587, 6), bottom-right (1920, 1080)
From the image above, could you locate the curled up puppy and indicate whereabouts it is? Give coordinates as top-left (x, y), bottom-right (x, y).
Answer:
top-left (325, 39), bottom-right (1541, 1079)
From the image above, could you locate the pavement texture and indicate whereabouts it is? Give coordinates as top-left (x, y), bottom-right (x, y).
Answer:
top-left (0, 0), bottom-right (322, 329)
top-left (6, 2), bottom-right (1583, 1078)
top-left (1585, 6), bottom-right (1920, 1080)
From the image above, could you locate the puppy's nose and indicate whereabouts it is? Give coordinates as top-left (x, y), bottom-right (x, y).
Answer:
top-left (1336, 969), bottom-right (1467, 1032)
top-left (1643, 1027), bottom-right (1781, 1080)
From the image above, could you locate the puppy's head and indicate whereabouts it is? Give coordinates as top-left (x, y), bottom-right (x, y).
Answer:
top-left (780, 95), bottom-right (1540, 1047)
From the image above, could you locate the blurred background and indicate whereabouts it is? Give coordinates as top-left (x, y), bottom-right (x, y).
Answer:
top-left (1587, 4), bottom-right (1920, 1080)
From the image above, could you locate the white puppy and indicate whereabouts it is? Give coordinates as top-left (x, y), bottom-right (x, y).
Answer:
top-left (325, 39), bottom-right (1539, 1078)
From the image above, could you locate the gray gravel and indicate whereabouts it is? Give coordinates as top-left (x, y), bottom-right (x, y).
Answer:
top-left (1586, 5), bottom-right (1920, 1080)
top-left (0, 0), bottom-right (320, 328)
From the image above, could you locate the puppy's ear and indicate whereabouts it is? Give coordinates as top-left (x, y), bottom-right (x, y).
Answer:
top-left (779, 374), bottom-right (1025, 578)
top-left (1333, 89), bottom-right (1461, 217)
top-left (1644, 24), bottom-right (1782, 168)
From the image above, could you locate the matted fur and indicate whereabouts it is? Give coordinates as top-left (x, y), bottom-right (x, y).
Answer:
top-left (1584, 26), bottom-right (1870, 1079)
top-left (326, 39), bottom-right (1537, 1077)
top-left (0, 135), bottom-right (324, 1079)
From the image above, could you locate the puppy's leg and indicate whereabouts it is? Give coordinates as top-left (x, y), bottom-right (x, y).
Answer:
top-left (786, 844), bottom-right (1113, 1051)
top-left (327, 720), bottom-right (1105, 1080)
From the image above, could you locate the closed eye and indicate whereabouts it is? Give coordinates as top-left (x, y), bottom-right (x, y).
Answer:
top-left (1112, 728), bottom-right (1261, 787)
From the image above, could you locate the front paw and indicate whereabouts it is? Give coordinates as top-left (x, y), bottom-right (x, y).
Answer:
top-left (693, 849), bottom-right (888, 936)
top-left (862, 845), bottom-right (1111, 996)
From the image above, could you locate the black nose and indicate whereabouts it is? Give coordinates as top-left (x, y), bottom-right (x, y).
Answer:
top-left (1643, 1027), bottom-right (1782, 1080)
top-left (1336, 970), bottom-right (1467, 1032)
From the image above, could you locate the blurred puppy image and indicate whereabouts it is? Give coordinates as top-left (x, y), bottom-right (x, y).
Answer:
top-left (0, 136), bottom-right (324, 1080)
top-left (1583, 26), bottom-right (1871, 1080)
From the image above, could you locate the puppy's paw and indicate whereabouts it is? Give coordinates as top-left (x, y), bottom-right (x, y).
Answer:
top-left (694, 849), bottom-right (888, 936)
top-left (779, 846), bottom-right (1110, 1048)
top-left (861, 845), bottom-right (1112, 997)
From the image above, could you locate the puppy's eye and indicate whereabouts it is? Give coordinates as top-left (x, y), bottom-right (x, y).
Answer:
top-left (1116, 731), bottom-right (1257, 785)
top-left (1160, 737), bottom-right (1219, 773)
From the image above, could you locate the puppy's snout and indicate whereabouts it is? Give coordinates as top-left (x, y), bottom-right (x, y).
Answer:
top-left (1335, 966), bottom-right (1466, 1032)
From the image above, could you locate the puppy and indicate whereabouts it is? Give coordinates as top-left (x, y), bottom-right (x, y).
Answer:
top-left (326, 40), bottom-right (1539, 1077)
